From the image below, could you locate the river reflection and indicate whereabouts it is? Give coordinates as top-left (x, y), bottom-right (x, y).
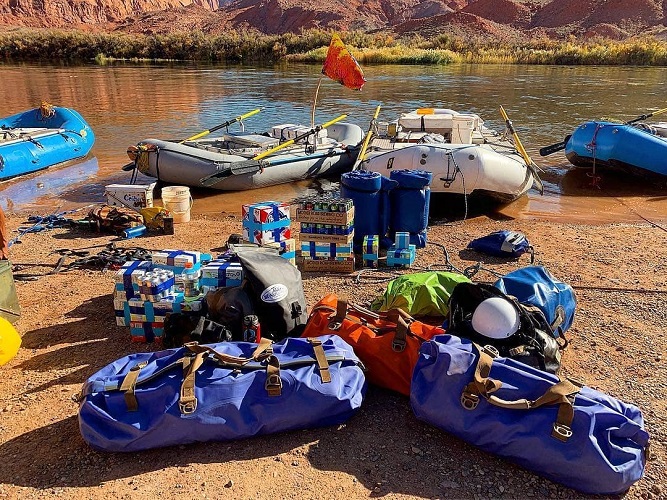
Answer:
top-left (1, 62), bottom-right (666, 223)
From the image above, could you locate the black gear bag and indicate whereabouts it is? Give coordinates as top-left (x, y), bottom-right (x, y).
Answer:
top-left (446, 282), bottom-right (564, 374)
top-left (237, 250), bottom-right (308, 340)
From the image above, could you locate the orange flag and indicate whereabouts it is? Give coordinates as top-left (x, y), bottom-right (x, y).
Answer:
top-left (322, 34), bottom-right (366, 91)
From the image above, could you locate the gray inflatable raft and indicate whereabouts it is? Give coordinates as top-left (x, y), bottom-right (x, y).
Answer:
top-left (131, 122), bottom-right (364, 191)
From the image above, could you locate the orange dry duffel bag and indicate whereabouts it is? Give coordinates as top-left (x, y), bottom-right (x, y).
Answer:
top-left (301, 294), bottom-right (445, 395)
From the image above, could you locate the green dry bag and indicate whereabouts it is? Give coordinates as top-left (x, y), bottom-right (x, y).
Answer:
top-left (371, 271), bottom-right (471, 317)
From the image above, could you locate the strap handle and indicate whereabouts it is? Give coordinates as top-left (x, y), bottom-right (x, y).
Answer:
top-left (461, 343), bottom-right (582, 441)
top-left (119, 361), bottom-right (148, 411)
top-left (179, 352), bottom-right (205, 414)
top-left (308, 338), bottom-right (332, 383)
top-left (183, 338), bottom-right (273, 366)
top-left (329, 298), bottom-right (421, 351)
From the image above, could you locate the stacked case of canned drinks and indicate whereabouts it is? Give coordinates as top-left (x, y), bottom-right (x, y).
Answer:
top-left (241, 201), bottom-right (296, 265)
top-left (112, 249), bottom-right (211, 343)
top-left (386, 231), bottom-right (417, 268)
top-left (295, 197), bottom-right (355, 271)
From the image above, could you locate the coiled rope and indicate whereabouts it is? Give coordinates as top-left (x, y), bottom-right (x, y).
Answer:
top-left (38, 101), bottom-right (55, 120)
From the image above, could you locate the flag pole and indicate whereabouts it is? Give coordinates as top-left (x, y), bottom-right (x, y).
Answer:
top-left (311, 74), bottom-right (324, 128)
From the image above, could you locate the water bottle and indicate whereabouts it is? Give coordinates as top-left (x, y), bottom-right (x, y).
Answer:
top-left (122, 224), bottom-right (147, 239)
top-left (242, 315), bottom-right (261, 343)
top-left (181, 261), bottom-right (200, 298)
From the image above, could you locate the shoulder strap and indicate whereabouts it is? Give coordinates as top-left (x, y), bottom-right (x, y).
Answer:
top-left (461, 343), bottom-right (582, 441)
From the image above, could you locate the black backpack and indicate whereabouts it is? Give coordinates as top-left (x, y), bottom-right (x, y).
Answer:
top-left (163, 313), bottom-right (233, 348)
top-left (237, 250), bottom-right (308, 341)
top-left (447, 282), bottom-right (564, 374)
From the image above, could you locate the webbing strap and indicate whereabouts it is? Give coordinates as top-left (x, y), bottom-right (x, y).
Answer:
top-left (265, 355), bottom-right (282, 396)
top-left (179, 353), bottom-right (205, 414)
top-left (461, 344), bottom-right (582, 441)
top-left (119, 361), bottom-right (147, 411)
top-left (330, 298), bottom-right (348, 329)
top-left (184, 342), bottom-right (253, 366)
top-left (252, 338), bottom-right (273, 359)
top-left (392, 316), bottom-right (409, 352)
top-left (308, 338), bottom-right (332, 383)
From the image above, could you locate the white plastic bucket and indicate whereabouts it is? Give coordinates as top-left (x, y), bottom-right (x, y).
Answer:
top-left (161, 186), bottom-right (192, 223)
top-left (451, 115), bottom-right (475, 144)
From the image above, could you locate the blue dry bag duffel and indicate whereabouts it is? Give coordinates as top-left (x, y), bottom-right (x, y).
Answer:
top-left (468, 230), bottom-right (534, 261)
top-left (494, 265), bottom-right (576, 336)
top-left (77, 335), bottom-right (366, 452)
top-left (411, 335), bottom-right (649, 495)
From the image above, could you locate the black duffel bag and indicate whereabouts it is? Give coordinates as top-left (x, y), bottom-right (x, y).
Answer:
top-left (446, 282), bottom-right (564, 374)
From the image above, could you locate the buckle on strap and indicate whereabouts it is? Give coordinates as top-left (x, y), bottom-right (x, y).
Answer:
top-left (265, 355), bottom-right (282, 397)
top-left (179, 397), bottom-right (197, 414)
top-left (552, 423), bottom-right (573, 442)
top-left (461, 392), bottom-right (480, 410)
top-left (265, 374), bottom-right (283, 396)
top-left (392, 338), bottom-right (406, 352)
top-left (482, 345), bottom-right (499, 358)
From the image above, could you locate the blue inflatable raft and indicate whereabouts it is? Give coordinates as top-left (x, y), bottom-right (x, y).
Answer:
top-left (565, 121), bottom-right (667, 179)
top-left (0, 104), bottom-right (95, 181)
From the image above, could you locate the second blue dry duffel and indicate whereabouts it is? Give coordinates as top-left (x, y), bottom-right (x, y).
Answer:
top-left (410, 335), bottom-right (649, 495)
top-left (77, 335), bottom-right (367, 452)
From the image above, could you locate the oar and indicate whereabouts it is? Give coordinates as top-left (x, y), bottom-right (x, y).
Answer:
top-left (353, 104), bottom-right (381, 170)
top-left (499, 106), bottom-right (544, 195)
top-left (539, 135), bottom-right (571, 157)
top-left (625, 106), bottom-right (667, 125)
top-left (252, 114), bottom-right (347, 161)
top-left (179, 108), bottom-right (261, 144)
top-left (200, 114), bottom-right (348, 187)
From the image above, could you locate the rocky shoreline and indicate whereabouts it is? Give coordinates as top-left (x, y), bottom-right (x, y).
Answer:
top-left (0, 211), bottom-right (665, 499)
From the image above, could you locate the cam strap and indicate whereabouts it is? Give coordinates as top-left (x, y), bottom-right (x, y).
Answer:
top-left (265, 355), bottom-right (282, 396)
top-left (179, 352), bottom-right (205, 414)
top-left (119, 361), bottom-right (148, 411)
top-left (308, 338), bottom-right (331, 383)
top-left (461, 343), bottom-right (582, 441)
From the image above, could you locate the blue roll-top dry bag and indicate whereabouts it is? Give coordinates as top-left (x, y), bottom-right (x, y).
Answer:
top-left (77, 335), bottom-right (366, 452)
top-left (494, 266), bottom-right (576, 336)
top-left (388, 169), bottom-right (432, 248)
top-left (341, 170), bottom-right (397, 250)
top-left (411, 335), bottom-right (649, 495)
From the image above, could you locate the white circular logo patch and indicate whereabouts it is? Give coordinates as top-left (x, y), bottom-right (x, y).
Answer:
top-left (261, 284), bottom-right (288, 303)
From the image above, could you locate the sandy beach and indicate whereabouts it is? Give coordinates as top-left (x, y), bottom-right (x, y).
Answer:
top-left (0, 210), bottom-right (665, 499)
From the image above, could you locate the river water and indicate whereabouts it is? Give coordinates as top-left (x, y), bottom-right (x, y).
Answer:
top-left (1, 61), bottom-right (666, 224)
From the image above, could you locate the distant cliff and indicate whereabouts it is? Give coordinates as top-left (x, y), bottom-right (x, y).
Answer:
top-left (0, 0), bottom-right (665, 42)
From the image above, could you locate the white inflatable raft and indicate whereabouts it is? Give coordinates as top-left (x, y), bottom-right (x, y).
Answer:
top-left (361, 109), bottom-right (537, 203)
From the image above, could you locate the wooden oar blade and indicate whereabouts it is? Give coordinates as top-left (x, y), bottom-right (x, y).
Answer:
top-left (199, 160), bottom-right (263, 187)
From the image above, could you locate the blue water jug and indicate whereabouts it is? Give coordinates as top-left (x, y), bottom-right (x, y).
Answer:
top-left (389, 170), bottom-right (433, 248)
top-left (341, 171), bottom-right (398, 250)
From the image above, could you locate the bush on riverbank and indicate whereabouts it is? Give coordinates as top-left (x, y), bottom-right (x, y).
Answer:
top-left (1, 28), bottom-right (666, 65)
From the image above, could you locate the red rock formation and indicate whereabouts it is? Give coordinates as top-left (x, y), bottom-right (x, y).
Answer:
top-left (0, 0), bottom-right (664, 42)
top-left (463, 0), bottom-right (531, 27)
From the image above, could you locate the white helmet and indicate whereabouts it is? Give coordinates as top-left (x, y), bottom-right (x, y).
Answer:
top-left (471, 296), bottom-right (521, 339)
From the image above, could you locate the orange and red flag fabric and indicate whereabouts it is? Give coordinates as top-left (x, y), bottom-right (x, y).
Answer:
top-left (321, 34), bottom-right (366, 91)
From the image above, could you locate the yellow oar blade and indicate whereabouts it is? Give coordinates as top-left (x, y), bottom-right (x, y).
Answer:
top-left (353, 105), bottom-right (381, 170)
top-left (253, 114), bottom-right (347, 161)
top-left (499, 106), bottom-right (544, 195)
top-left (180, 108), bottom-right (261, 144)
